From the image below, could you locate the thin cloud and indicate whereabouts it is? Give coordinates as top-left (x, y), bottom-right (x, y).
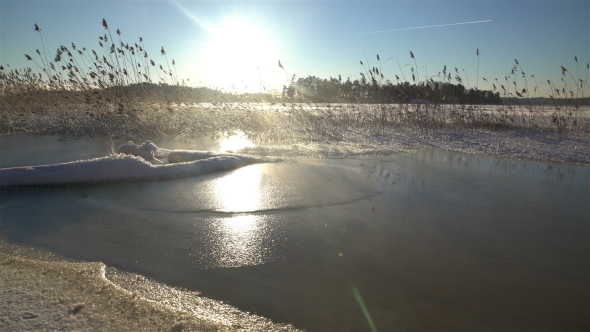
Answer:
top-left (355, 20), bottom-right (492, 35)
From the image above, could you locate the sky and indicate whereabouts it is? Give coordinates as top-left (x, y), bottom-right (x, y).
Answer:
top-left (1, 0), bottom-right (588, 96)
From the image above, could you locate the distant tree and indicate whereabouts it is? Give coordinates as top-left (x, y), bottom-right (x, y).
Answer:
top-left (281, 75), bottom-right (502, 104)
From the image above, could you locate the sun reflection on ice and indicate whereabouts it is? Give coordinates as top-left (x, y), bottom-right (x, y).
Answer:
top-left (214, 215), bottom-right (271, 267)
top-left (210, 164), bottom-right (272, 267)
top-left (214, 163), bottom-right (262, 212)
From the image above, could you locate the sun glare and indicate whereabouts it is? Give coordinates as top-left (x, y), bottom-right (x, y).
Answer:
top-left (219, 132), bottom-right (255, 152)
top-left (202, 17), bottom-right (278, 92)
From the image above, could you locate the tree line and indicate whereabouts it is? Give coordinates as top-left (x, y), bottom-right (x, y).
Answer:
top-left (281, 75), bottom-right (503, 104)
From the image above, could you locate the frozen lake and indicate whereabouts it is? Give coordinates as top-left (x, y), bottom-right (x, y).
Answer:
top-left (1, 134), bottom-right (588, 331)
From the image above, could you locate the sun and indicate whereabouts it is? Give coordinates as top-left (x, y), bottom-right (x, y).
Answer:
top-left (202, 17), bottom-right (278, 92)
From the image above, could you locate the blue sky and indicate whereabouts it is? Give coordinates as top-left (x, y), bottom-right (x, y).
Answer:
top-left (1, 0), bottom-right (588, 96)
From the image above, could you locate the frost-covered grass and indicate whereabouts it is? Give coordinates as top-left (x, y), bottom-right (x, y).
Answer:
top-left (2, 101), bottom-right (589, 140)
top-left (240, 125), bottom-right (590, 165)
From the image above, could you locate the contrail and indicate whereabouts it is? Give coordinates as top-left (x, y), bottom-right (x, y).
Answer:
top-left (355, 20), bottom-right (492, 35)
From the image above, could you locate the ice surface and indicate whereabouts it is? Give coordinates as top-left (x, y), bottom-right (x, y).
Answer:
top-left (0, 132), bottom-right (587, 330)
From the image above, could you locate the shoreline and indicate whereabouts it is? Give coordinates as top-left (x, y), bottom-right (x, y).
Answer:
top-left (240, 129), bottom-right (590, 166)
top-left (0, 252), bottom-right (219, 331)
top-left (0, 244), bottom-right (300, 331)
top-left (2, 126), bottom-right (589, 167)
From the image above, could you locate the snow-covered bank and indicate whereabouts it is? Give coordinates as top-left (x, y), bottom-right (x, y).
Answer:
top-left (242, 129), bottom-right (590, 166)
top-left (0, 244), bottom-right (299, 331)
top-left (1, 127), bottom-right (586, 189)
top-left (0, 252), bottom-right (217, 331)
top-left (0, 142), bottom-right (284, 187)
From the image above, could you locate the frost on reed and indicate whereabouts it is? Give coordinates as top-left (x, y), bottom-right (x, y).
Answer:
top-left (0, 20), bottom-right (198, 139)
top-left (0, 21), bottom-right (589, 143)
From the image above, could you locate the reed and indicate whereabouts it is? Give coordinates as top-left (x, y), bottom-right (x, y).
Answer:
top-left (0, 20), bottom-right (588, 144)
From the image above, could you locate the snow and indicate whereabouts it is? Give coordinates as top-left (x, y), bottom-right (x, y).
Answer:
top-left (168, 150), bottom-right (233, 163)
top-left (242, 128), bottom-right (590, 165)
top-left (117, 140), bottom-right (162, 160)
top-left (0, 247), bottom-right (299, 331)
top-left (155, 103), bottom-right (590, 165)
top-left (1, 127), bottom-right (588, 189)
top-left (0, 141), bottom-right (283, 187)
top-left (1, 122), bottom-right (589, 189)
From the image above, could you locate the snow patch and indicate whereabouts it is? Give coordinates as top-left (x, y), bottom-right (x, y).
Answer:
top-left (0, 141), bottom-right (284, 187)
top-left (117, 140), bottom-right (167, 161)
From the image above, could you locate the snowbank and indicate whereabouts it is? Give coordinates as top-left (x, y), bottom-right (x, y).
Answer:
top-left (117, 140), bottom-right (162, 160)
top-left (0, 247), bottom-right (299, 331)
top-left (168, 150), bottom-right (225, 163)
top-left (0, 141), bottom-right (283, 187)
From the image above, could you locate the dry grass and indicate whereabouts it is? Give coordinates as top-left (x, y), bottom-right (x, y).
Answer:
top-left (1, 20), bottom-right (589, 143)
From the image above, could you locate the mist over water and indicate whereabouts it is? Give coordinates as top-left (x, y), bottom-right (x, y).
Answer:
top-left (0, 135), bottom-right (588, 331)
